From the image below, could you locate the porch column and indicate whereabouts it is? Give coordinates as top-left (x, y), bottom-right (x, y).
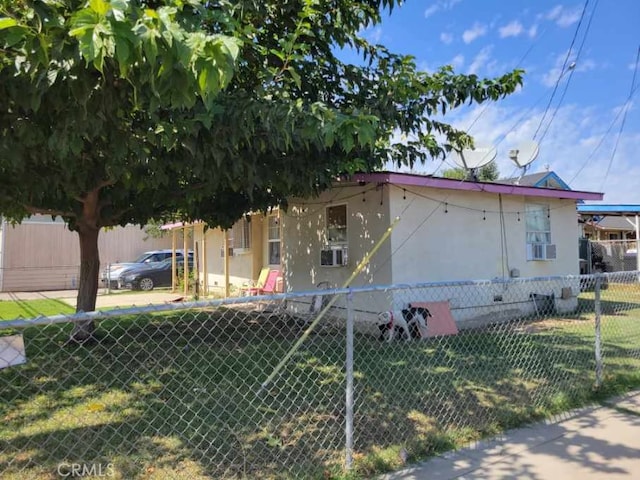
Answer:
top-left (202, 226), bottom-right (208, 296)
top-left (183, 226), bottom-right (189, 296)
top-left (171, 228), bottom-right (177, 292)
top-left (224, 230), bottom-right (230, 297)
top-left (636, 214), bottom-right (640, 273)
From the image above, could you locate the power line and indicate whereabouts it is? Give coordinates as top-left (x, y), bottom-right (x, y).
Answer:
top-left (537, 0), bottom-right (599, 144)
top-left (568, 82), bottom-right (640, 186)
top-left (533, 0), bottom-right (589, 141)
top-left (599, 45), bottom-right (640, 191)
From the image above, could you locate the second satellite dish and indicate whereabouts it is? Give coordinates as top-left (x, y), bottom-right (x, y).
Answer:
top-left (508, 141), bottom-right (539, 168)
top-left (451, 145), bottom-right (497, 170)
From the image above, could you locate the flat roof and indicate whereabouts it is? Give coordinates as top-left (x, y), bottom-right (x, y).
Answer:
top-left (353, 172), bottom-right (604, 201)
top-left (577, 204), bottom-right (640, 216)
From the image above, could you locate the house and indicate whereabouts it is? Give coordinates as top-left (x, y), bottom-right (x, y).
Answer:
top-left (161, 213), bottom-right (282, 297)
top-left (500, 171), bottom-right (572, 190)
top-left (173, 171), bottom-right (603, 326)
top-left (0, 215), bottom-right (175, 292)
top-left (577, 204), bottom-right (640, 273)
top-left (281, 172), bottom-right (602, 325)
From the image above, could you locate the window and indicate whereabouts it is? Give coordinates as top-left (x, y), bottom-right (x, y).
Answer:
top-left (230, 218), bottom-right (251, 251)
top-left (525, 203), bottom-right (551, 244)
top-left (326, 205), bottom-right (347, 244)
top-left (268, 215), bottom-right (280, 265)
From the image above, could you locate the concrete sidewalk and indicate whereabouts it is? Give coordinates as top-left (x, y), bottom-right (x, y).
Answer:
top-left (0, 289), bottom-right (186, 309)
top-left (380, 391), bottom-right (640, 480)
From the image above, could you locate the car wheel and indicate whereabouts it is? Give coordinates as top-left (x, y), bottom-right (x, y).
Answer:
top-left (138, 277), bottom-right (154, 291)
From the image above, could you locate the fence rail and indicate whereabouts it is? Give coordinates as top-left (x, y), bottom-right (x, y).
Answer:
top-left (1, 272), bottom-right (640, 479)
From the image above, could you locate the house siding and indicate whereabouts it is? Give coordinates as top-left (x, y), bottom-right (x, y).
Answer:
top-left (282, 184), bottom-right (393, 298)
top-left (1, 220), bottom-right (175, 292)
top-left (387, 186), bottom-right (580, 324)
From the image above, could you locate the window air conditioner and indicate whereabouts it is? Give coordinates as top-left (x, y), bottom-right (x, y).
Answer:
top-left (320, 246), bottom-right (348, 267)
top-left (527, 243), bottom-right (557, 261)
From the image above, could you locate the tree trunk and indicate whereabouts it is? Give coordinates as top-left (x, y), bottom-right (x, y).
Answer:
top-left (70, 221), bottom-right (101, 341)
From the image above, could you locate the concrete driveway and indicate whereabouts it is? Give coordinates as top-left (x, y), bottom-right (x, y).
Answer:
top-left (0, 289), bottom-right (186, 309)
top-left (380, 391), bottom-right (640, 480)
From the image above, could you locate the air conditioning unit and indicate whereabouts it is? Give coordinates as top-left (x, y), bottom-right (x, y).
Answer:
top-left (320, 246), bottom-right (348, 267)
top-left (527, 243), bottom-right (557, 261)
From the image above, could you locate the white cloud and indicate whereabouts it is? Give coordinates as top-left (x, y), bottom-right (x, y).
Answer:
top-left (462, 22), bottom-right (488, 44)
top-left (369, 27), bottom-right (383, 44)
top-left (424, 4), bottom-right (440, 18)
top-left (556, 6), bottom-right (583, 27)
top-left (541, 4), bottom-right (583, 28)
top-left (499, 20), bottom-right (524, 38)
top-left (541, 51), bottom-right (597, 87)
top-left (440, 32), bottom-right (454, 44)
top-left (528, 24), bottom-right (538, 38)
top-left (450, 54), bottom-right (465, 70)
top-left (544, 5), bottom-right (563, 21)
top-left (425, 0), bottom-right (463, 18)
top-left (441, 103), bottom-right (640, 201)
top-left (467, 46), bottom-right (493, 75)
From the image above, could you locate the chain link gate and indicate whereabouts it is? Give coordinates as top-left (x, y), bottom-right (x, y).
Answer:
top-left (1, 272), bottom-right (639, 479)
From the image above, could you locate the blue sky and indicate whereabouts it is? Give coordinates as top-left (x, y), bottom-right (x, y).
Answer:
top-left (357, 0), bottom-right (639, 203)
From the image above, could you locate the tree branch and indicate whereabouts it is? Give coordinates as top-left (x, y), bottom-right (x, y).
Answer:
top-left (23, 205), bottom-right (75, 218)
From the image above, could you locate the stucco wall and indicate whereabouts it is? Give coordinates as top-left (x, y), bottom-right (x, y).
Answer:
top-left (387, 186), bottom-right (580, 283)
top-left (200, 226), bottom-right (256, 295)
top-left (282, 183), bottom-right (393, 313)
top-left (386, 185), bottom-right (581, 323)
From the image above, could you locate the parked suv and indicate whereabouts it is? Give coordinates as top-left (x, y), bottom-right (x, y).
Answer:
top-left (100, 249), bottom-right (191, 289)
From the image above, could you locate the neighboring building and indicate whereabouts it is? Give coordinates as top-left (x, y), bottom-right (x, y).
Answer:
top-left (500, 171), bottom-right (572, 190)
top-left (577, 204), bottom-right (640, 273)
top-left (0, 215), bottom-right (175, 292)
top-left (581, 216), bottom-right (637, 240)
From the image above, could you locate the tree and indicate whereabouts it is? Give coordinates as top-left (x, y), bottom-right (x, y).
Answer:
top-left (0, 0), bottom-right (522, 341)
top-left (442, 161), bottom-right (500, 181)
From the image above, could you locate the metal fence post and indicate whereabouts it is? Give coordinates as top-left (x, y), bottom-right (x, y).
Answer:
top-left (107, 263), bottom-right (111, 295)
top-left (594, 273), bottom-right (603, 389)
top-left (345, 290), bottom-right (354, 471)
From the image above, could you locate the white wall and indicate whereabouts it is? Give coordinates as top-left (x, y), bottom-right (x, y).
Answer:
top-left (386, 186), bottom-right (581, 323)
top-left (282, 183), bottom-right (393, 313)
top-left (388, 186), bottom-right (580, 283)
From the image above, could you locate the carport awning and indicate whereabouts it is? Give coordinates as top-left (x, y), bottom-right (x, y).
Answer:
top-left (577, 205), bottom-right (640, 216)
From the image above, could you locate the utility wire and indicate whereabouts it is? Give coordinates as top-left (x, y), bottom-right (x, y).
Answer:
top-left (537, 0), bottom-right (599, 144)
top-left (599, 45), bottom-right (640, 191)
top-left (568, 82), bottom-right (640, 186)
top-left (533, 0), bottom-right (589, 141)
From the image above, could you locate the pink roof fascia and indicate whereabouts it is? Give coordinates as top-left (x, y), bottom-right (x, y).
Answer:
top-left (352, 172), bottom-right (604, 201)
top-left (160, 221), bottom-right (186, 230)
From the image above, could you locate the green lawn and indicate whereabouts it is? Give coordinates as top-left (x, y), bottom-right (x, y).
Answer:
top-left (1, 290), bottom-right (639, 479)
top-left (0, 298), bottom-right (74, 320)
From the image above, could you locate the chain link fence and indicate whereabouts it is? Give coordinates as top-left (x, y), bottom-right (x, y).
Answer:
top-left (1, 272), bottom-right (640, 479)
top-left (588, 239), bottom-right (638, 273)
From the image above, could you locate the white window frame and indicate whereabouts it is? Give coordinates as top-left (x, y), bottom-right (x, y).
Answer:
top-left (326, 204), bottom-right (348, 245)
top-left (267, 214), bottom-right (281, 266)
top-left (525, 203), bottom-right (551, 245)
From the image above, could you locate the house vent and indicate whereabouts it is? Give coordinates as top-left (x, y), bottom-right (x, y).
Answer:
top-left (320, 247), bottom-right (348, 267)
top-left (527, 243), bottom-right (557, 261)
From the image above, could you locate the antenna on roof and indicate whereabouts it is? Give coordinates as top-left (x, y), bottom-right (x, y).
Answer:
top-left (508, 141), bottom-right (539, 184)
top-left (451, 145), bottom-right (497, 181)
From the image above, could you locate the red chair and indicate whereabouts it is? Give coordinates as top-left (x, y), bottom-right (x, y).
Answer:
top-left (244, 269), bottom-right (280, 296)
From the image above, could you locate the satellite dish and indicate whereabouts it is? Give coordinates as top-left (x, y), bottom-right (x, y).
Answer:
top-left (508, 141), bottom-right (539, 168)
top-left (451, 145), bottom-right (497, 170)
